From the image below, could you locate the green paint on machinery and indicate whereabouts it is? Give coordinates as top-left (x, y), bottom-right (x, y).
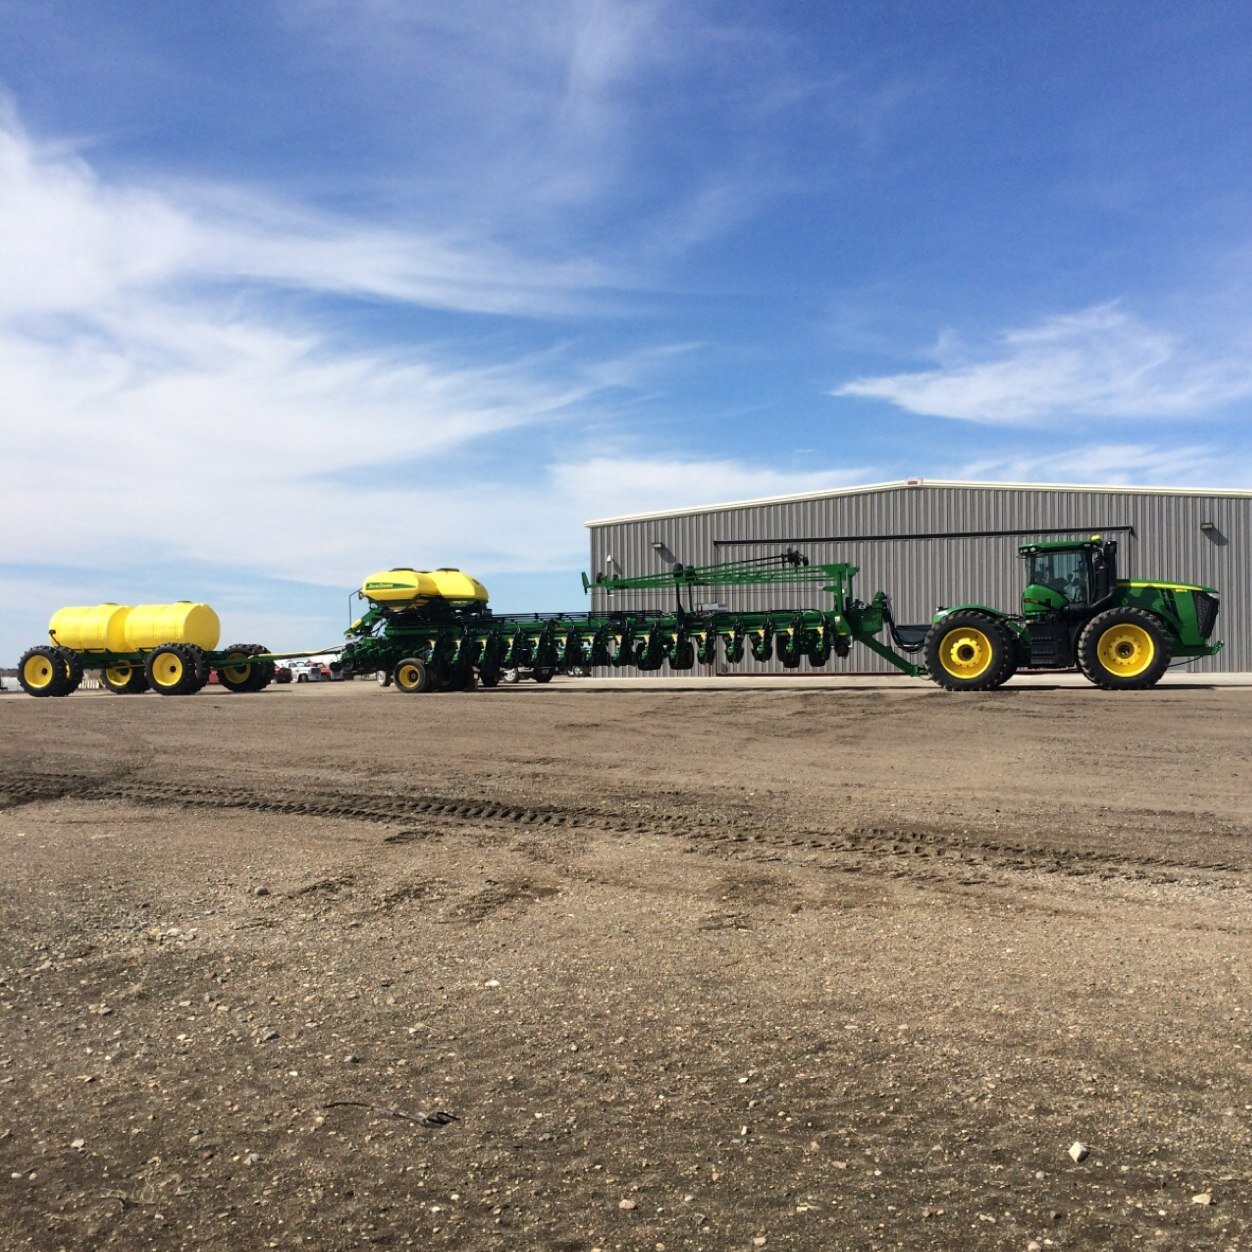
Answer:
top-left (17, 535), bottom-right (1221, 697)
top-left (340, 536), bottom-right (1221, 694)
top-left (338, 550), bottom-right (931, 693)
top-left (924, 535), bottom-right (1221, 691)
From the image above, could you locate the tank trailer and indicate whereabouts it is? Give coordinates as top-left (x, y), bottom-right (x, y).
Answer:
top-left (16, 536), bottom-right (1220, 697)
top-left (17, 602), bottom-right (274, 697)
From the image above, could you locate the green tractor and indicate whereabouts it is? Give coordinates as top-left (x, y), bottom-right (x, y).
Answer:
top-left (924, 536), bottom-right (1221, 691)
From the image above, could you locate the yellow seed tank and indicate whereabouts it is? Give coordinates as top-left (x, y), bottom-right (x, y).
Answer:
top-left (360, 568), bottom-right (489, 606)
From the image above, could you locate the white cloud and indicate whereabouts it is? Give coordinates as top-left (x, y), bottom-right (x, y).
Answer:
top-left (952, 441), bottom-right (1245, 489)
top-left (0, 109), bottom-right (861, 665)
top-left (0, 115), bottom-right (621, 319)
top-left (835, 304), bottom-right (1252, 424)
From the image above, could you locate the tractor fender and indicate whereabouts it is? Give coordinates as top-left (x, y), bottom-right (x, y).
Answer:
top-left (931, 603), bottom-right (1008, 625)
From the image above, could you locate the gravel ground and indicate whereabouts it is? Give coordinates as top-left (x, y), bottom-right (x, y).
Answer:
top-left (1, 679), bottom-right (1250, 1250)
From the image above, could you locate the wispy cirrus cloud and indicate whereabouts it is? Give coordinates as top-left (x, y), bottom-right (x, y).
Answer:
top-left (951, 441), bottom-right (1238, 489)
top-left (835, 304), bottom-right (1252, 424)
top-left (0, 107), bottom-right (860, 651)
top-left (0, 114), bottom-right (622, 319)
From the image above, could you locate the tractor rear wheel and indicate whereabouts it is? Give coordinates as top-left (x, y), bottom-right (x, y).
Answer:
top-left (924, 612), bottom-right (1015, 692)
top-left (394, 657), bottom-right (434, 693)
top-left (1077, 607), bottom-right (1171, 689)
top-left (146, 644), bottom-right (200, 695)
top-left (18, 646), bottom-right (71, 697)
top-left (103, 665), bottom-right (148, 694)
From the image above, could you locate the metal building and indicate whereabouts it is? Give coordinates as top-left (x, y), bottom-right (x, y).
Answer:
top-left (585, 478), bottom-right (1250, 674)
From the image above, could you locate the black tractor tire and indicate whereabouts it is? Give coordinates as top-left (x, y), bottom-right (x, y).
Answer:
top-left (18, 646), bottom-right (71, 697)
top-left (53, 648), bottom-right (84, 695)
top-left (477, 668), bottom-right (500, 688)
top-left (924, 611), bottom-right (1016, 692)
top-left (102, 664), bottom-right (148, 694)
top-left (1077, 607), bottom-right (1171, 690)
top-left (393, 657), bottom-right (434, 693)
top-left (146, 643), bottom-right (201, 696)
top-left (531, 668), bottom-right (554, 683)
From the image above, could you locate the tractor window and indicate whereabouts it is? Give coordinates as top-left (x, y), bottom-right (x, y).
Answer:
top-left (1027, 550), bottom-right (1090, 605)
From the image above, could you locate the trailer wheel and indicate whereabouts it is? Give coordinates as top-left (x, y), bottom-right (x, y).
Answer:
top-left (394, 657), bottom-right (434, 693)
top-left (145, 643), bottom-right (201, 695)
top-left (103, 665), bottom-right (148, 694)
top-left (241, 644), bottom-right (276, 692)
top-left (924, 612), bottom-right (1015, 692)
top-left (218, 644), bottom-right (273, 693)
top-left (181, 644), bottom-right (211, 692)
top-left (18, 646), bottom-right (71, 697)
top-left (376, 668), bottom-right (392, 687)
top-left (218, 647), bottom-right (257, 692)
top-left (1077, 608), bottom-right (1171, 690)
top-left (53, 648), bottom-right (84, 696)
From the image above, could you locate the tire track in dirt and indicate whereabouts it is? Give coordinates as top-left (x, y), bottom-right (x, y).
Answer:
top-left (0, 769), bottom-right (1246, 893)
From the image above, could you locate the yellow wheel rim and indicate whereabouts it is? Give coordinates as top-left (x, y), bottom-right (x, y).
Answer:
top-left (939, 626), bottom-right (994, 679)
top-left (152, 652), bottom-right (184, 687)
top-left (23, 655), bottom-right (56, 690)
top-left (221, 654), bottom-right (252, 683)
top-left (396, 664), bottom-right (421, 690)
top-left (1097, 623), bottom-right (1154, 677)
top-left (104, 666), bottom-right (132, 686)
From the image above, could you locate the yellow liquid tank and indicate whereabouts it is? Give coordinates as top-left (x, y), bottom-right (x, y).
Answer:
top-left (47, 602), bottom-right (221, 653)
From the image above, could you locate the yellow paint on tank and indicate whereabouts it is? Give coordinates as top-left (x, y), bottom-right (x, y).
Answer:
top-left (361, 567), bottom-right (489, 605)
top-left (49, 604), bottom-right (133, 653)
top-left (123, 603), bottom-right (221, 652)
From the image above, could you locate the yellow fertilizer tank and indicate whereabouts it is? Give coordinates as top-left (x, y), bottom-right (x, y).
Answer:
top-left (361, 568), bottom-right (489, 605)
top-left (48, 603), bottom-right (132, 653)
top-left (47, 602), bottom-right (221, 653)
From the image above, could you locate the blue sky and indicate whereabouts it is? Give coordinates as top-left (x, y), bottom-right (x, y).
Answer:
top-left (3, 2), bottom-right (1252, 662)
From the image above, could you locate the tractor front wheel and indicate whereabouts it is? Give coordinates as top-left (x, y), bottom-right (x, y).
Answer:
top-left (924, 612), bottom-right (1016, 692)
top-left (1077, 608), bottom-right (1171, 690)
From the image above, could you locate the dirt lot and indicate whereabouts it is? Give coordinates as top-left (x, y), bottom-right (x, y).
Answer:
top-left (1, 678), bottom-right (1250, 1250)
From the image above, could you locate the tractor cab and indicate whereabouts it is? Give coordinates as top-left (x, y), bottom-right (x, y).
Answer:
top-left (1019, 537), bottom-right (1117, 617)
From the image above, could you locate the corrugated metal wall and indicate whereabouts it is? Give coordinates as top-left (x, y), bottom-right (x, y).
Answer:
top-left (586, 483), bottom-right (1249, 674)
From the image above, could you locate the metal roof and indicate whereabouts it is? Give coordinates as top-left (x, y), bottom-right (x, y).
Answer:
top-left (584, 477), bottom-right (1252, 527)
